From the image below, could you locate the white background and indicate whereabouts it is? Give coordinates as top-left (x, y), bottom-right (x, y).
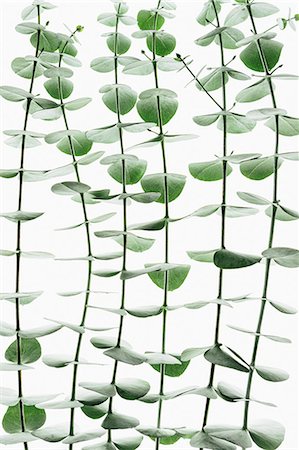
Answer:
top-left (0, 1), bottom-right (298, 449)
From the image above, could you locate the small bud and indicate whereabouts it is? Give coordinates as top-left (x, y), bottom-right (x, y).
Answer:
top-left (277, 18), bottom-right (287, 30)
top-left (295, 13), bottom-right (299, 21)
top-left (46, 21), bottom-right (49, 26)
top-left (76, 25), bottom-right (84, 32)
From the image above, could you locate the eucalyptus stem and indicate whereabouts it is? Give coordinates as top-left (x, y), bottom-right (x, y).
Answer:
top-left (242, 2), bottom-right (279, 438)
top-left (107, 5), bottom-right (128, 443)
top-left (152, 2), bottom-right (170, 449)
top-left (200, 0), bottom-right (228, 440)
top-left (14, 7), bottom-right (41, 449)
top-left (57, 32), bottom-right (93, 449)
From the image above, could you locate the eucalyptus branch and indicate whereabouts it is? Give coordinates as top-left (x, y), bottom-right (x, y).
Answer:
top-left (200, 0), bottom-right (228, 439)
top-left (14, 8), bottom-right (42, 449)
top-left (54, 28), bottom-right (95, 449)
top-left (241, 0), bottom-right (281, 438)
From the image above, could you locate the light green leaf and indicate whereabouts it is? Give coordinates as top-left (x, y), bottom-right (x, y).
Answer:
top-left (215, 27), bottom-right (245, 49)
top-left (137, 427), bottom-right (176, 438)
top-left (236, 78), bottom-right (272, 103)
top-left (269, 300), bottom-right (297, 315)
top-left (0, 432), bottom-right (37, 444)
top-left (64, 97), bottom-right (92, 111)
top-left (248, 420), bottom-right (285, 450)
top-left (265, 115), bottom-right (299, 136)
top-left (114, 233), bottom-right (155, 253)
top-left (204, 345), bottom-right (249, 372)
top-left (240, 156), bottom-right (282, 180)
top-left (62, 430), bottom-right (105, 444)
top-left (251, 2), bottom-right (279, 18)
top-left (198, 69), bottom-right (228, 92)
top-left (126, 305), bottom-right (161, 318)
top-left (141, 173), bottom-right (186, 203)
top-left (107, 158), bottom-right (147, 185)
top-left (0, 211), bottom-right (44, 223)
top-left (107, 33), bottom-right (131, 55)
top-left (91, 56), bottom-right (115, 73)
top-left (11, 57), bottom-right (44, 79)
top-left (255, 365), bottom-right (289, 382)
top-left (32, 425), bottom-right (68, 442)
top-left (104, 346), bottom-right (146, 365)
top-left (225, 5), bottom-right (248, 26)
top-left (187, 249), bottom-right (218, 263)
top-left (218, 114), bottom-right (256, 134)
top-left (197, 0), bottom-right (221, 26)
top-left (191, 431), bottom-right (236, 449)
top-left (237, 191), bottom-right (270, 205)
top-left (3, 404), bottom-right (46, 433)
top-left (123, 60), bottom-right (153, 75)
top-left (0, 291), bottom-right (43, 305)
top-left (30, 30), bottom-right (60, 52)
top-left (0, 85), bottom-right (34, 102)
top-left (207, 427), bottom-right (252, 448)
top-left (150, 354), bottom-right (189, 377)
top-left (51, 181), bottom-right (90, 195)
top-left (240, 40), bottom-right (283, 72)
top-left (100, 84), bottom-right (137, 115)
top-left (265, 205), bottom-right (299, 222)
top-left (189, 160), bottom-right (232, 181)
top-left (181, 347), bottom-right (211, 361)
top-left (137, 90), bottom-right (178, 125)
top-left (19, 324), bottom-right (61, 339)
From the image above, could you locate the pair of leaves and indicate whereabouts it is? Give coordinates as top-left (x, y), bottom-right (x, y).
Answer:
top-left (193, 112), bottom-right (256, 134)
top-left (45, 130), bottom-right (92, 156)
top-left (137, 88), bottom-right (178, 125)
top-left (100, 84), bottom-right (137, 115)
top-left (101, 154), bottom-right (147, 185)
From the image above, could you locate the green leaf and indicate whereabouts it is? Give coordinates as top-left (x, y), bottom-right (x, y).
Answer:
top-left (51, 181), bottom-right (90, 195)
top-left (91, 336), bottom-right (121, 349)
top-left (214, 249), bottom-right (261, 269)
top-left (237, 191), bottom-right (270, 205)
top-left (115, 378), bottom-right (150, 400)
top-left (236, 78), bottom-right (272, 103)
top-left (3, 404), bottom-right (46, 433)
top-left (0, 211), bottom-right (44, 223)
top-left (204, 345), bottom-right (249, 372)
top-left (187, 249), bottom-right (218, 263)
top-left (0, 85), bottom-right (34, 102)
top-left (45, 130), bottom-right (92, 156)
top-left (207, 427), bottom-right (252, 448)
top-left (240, 156), bottom-right (282, 180)
top-left (198, 69), bottom-right (228, 92)
top-left (197, 0), bottom-right (221, 26)
top-left (262, 247), bottom-right (299, 268)
top-left (114, 233), bottom-right (155, 253)
top-left (269, 300), bottom-right (297, 315)
top-left (146, 32), bottom-right (176, 56)
top-left (181, 347), bottom-right (211, 361)
top-left (19, 324), bottom-right (61, 338)
top-left (104, 346), bottom-right (146, 365)
top-left (62, 430), bottom-right (105, 444)
top-left (141, 173), bottom-right (186, 203)
top-left (189, 160), bottom-right (232, 181)
top-left (44, 67), bottom-right (73, 78)
top-left (102, 412), bottom-right (139, 429)
top-left (0, 432), bottom-right (37, 445)
top-left (123, 60), bottom-right (154, 76)
top-left (225, 5), bottom-right (249, 26)
top-left (5, 338), bottom-right (41, 364)
top-left (11, 57), bottom-right (44, 79)
top-left (255, 365), bottom-right (289, 382)
top-left (107, 158), bottom-right (147, 185)
top-left (64, 97), bottom-right (92, 111)
top-left (279, 151), bottom-right (299, 161)
top-left (145, 263), bottom-right (190, 291)
top-left (44, 77), bottom-right (73, 99)
top-left (97, 12), bottom-right (117, 26)
top-left (0, 291), bottom-right (43, 305)
top-left (217, 113), bottom-right (256, 134)
top-left (15, 22), bottom-right (45, 34)
top-left (215, 27), bottom-right (245, 50)
top-left (265, 205), bottom-right (299, 222)
top-left (137, 90), bottom-right (178, 125)
top-left (137, 427), bottom-right (176, 438)
top-left (137, 10), bottom-right (165, 30)
top-left (190, 431), bottom-right (236, 450)
top-left (21, 2), bottom-right (56, 20)
top-left (126, 305), bottom-right (161, 318)
top-left (150, 354), bottom-right (189, 377)
top-left (91, 56), bottom-right (115, 73)
top-left (248, 420), bottom-right (285, 450)
top-left (240, 40), bottom-right (283, 72)
top-left (107, 33), bottom-right (131, 55)
top-left (251, 3), bottom-right (279, 18)
top-left (30, 30), bottom-right (60, 52)
top-left (31, 425), bottom-right (68, 442)
top-left (82, 404), bottom-right (108, 420)
top-left (265, 115), bottom-right (299, 136)
top-left (113, 436), bottom-right (143, 450)
top-left (100, 84), bottom-right (137, 115)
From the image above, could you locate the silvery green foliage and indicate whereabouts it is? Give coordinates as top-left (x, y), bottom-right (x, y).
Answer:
top-left (0, 0), bottom-right (298, 449)
top-left (178, 0), bottom-right (299, 449)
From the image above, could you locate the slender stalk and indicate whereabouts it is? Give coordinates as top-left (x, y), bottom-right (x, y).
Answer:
top-left (151, 2), bottom-right (170, 449)
top-left (200, 1), bottom-right (228, 442)
top-left (56, 33), bottom-right (93, 449)
top-left (242, 3), bottom-right (279, 440)
top-left (106, 5), bottom-right (128, 444)
top-left (14, 7), bottom-right (41, 449)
